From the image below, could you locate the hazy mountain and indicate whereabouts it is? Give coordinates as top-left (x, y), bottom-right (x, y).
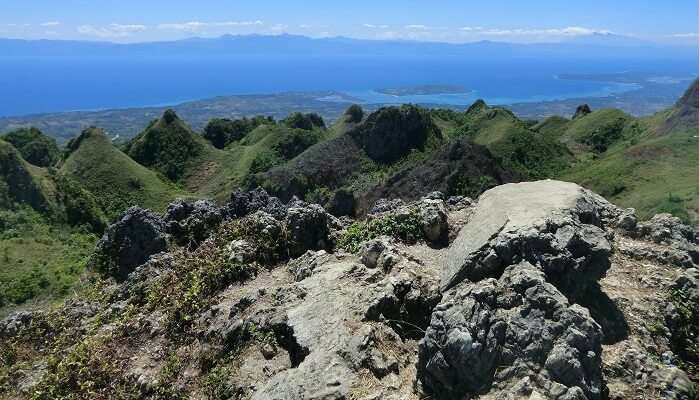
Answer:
top-left (1, 34), bottom-right (695, 60)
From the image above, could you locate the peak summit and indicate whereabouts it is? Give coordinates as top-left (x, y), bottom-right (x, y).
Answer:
top-left (678, 78), bottom-right (699, 109)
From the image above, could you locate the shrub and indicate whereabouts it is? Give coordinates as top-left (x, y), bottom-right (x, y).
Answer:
top-left (669, 288), bottom-right (699, 380)
top-left (283, 112), bottom-right (326, 130)
top-left (203, 116), bottom-right (272, 149)
top-left (338, 209), bottom-right (423, 253)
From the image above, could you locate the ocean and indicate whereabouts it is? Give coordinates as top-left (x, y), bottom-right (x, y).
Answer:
top-left (0, 55), bottom-right (693, 117)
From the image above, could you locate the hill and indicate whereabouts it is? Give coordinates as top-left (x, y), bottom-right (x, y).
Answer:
top-left (61, 127), bottom-right (188, 218)
top-left (435, 101), bottom-right (573, 178)
top-left (124, 110), bottom-right (204, 182)
top-left (1, 128), bottom-right (60, 168)
top-left (249, 104), bottom-right (520, 215)
top-left (659, 77), bottom-right (699, 135)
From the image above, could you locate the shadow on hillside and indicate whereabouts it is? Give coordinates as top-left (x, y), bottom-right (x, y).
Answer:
top-left (580, 282), bottom-right (630, 345)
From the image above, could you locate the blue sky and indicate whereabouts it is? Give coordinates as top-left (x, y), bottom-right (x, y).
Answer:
top-left (2, 0), bottom-right (699, 44)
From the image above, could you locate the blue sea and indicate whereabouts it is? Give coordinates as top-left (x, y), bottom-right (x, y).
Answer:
top-left (0, 55), bottom-right (692, 117)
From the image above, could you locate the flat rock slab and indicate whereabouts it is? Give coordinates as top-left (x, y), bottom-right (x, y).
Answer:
top-left (443, 180), bottom-right (600, 290)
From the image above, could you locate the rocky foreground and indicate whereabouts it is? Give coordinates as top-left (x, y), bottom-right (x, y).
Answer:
top-left (1, 181), bottom-right (698, 399)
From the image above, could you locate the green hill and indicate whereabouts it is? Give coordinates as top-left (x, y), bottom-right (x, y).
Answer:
top-left (0, 139), bottom-right (104, 310)
top-left (124, 109), bottom-right (204, 181)
top-left (436, 101), bottom-right (573, 178)
top-left (61, 127), bottom-right (188, 217)
top-left (557, 81), bottom-right (699, 224)
top-left (1, 127), bottom-right (61, 168)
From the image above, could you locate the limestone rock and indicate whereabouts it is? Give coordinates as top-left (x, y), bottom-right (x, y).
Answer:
top-left (89, 207), bottom-right (168, 281)
top-left (443, 180), bottom-right (615, 300)
top-left (418, 261), bottom-right (605, 399)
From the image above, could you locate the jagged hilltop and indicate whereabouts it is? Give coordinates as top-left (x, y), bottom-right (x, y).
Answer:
top-left (1, 181), bottom-right (697, 399)
top-left (659, 78), bottom-right (699, 135)
top-left (249, 104), bottom-right (518, 215)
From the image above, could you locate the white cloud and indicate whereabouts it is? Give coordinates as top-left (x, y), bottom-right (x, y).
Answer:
top-left (463, 26), bottom-right (612, 38)
top-left (405, 24), bottom-right (427, 30)
top-left (78, 23), bottom-right (147, 38)
top-left (299, 24), bottom-right (312, 29)
top-left (363, 23), bottom-right (389, 29)
top-left (157, 20), bottom-right (263, 33)
top-left (40, 21), bottom-right (61, 27)
top-left (672, 32), bottom-right (699, 38)
top-left (270, 24), bottom-right (288, 31)
top-left (157, 21), bottom-right (206, 32)
top-left (215, 20), bottom-right (264, 27)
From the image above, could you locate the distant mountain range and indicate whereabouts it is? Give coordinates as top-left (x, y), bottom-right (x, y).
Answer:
top-left (1, 33), bottom-right (697, 59)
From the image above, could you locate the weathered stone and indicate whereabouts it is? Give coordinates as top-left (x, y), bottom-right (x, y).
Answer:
top-left (89, 207), bottom-right (168, 281)
top-left (418, 261), bottom-right (605, 399)
top-left (285, 204), bottom-right (331, 258)
top-left (443, 180), bottom-right (614, 300)
top-left (164, 199), bottom-right (225, 246)
top-left (228, 187), bottom-right (286, 220)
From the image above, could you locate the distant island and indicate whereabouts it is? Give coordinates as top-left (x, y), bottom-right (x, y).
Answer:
top-left (377, 85), bottom-right (470, 96)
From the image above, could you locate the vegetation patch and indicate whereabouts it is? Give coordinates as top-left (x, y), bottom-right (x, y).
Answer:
top-left (669, 288), bottom-right (699, 381)
top-left (339, 209), bottom-right (423, 253)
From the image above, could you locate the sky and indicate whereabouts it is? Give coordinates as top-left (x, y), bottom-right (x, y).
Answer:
top-left (1, 0), bottom-right (699, 44)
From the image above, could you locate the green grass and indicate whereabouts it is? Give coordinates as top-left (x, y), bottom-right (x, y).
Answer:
top-left (0, 208), bottom-right (96, 315)
top-left (338, 209), bottom-right (424, 253)
top-left (61, 128), bottom-right (188, 218)
top-left (559, 123), bottom-right (699, 225)
top-left (193, 124), bottom-right (325, 200)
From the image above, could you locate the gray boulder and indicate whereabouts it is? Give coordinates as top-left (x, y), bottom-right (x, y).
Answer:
top-left (89, 207), bottom-right (168, 281)
top-left (228, 187), bottom-right (286, 219)
top-left (164, 199), bottom-right (225, 246)
top-left (418, 261), bottom-right (605, 399)
top-left (285, 204), bottom-right (332, 258)
top-left (443, 180), bottom-right (614, 301)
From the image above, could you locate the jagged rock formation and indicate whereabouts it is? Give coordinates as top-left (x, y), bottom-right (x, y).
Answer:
top-left (250, 105), bottom-right (516, 216)
top-left (573, 104), bottom-right (592, 120)
top-left (2, 181), bottom-right (698, 400)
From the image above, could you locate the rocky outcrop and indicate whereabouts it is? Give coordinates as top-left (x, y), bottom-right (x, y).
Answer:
top-left (419, 261), bottom-right (605, 399)
top-left (349, 105), bottom-right (440, 164)
top-left (442, 180), bottom-right (615, 300)
top-left (89, 207), bottom-right (168, 281)
top-left (164, 199), bottom-right (226, 246)
top-left (4, 180), bottom-right (698, 400)
top-left (573, 104), bottom-right (592, 120)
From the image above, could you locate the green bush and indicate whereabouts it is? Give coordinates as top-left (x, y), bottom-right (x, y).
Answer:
top-left (339, 209), bottom-right (423, 253)
top-left (282, 112), bottom-right (326, 130)
top-left (669, 288), bottom-right (699, 380)
top-left (203, 116), bottom-right (272, 149)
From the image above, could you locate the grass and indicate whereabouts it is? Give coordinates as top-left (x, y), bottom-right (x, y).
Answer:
top-left (0, 208), bottom-right (96, 315)
top-left (60, 127), bottom-right (189, 218)
top-left (338, 209), bottom-right (424, 253)
top-left (560, 124), bottom-right (699, 225)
